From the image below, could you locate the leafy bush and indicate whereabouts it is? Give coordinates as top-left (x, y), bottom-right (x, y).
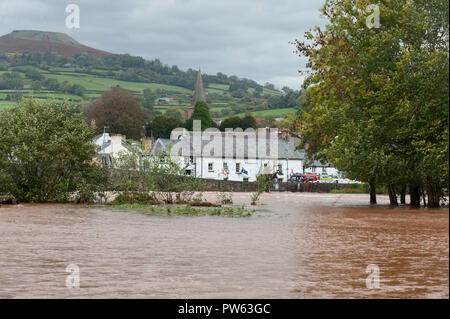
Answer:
top-left (0, 98), bottom-right (103, 202)
top-left (109, 150), bottom-right (207, 205)
top-left (217, 191), bottom-right (233, 205)
top-left (251, 174), bottom-right (270, 205)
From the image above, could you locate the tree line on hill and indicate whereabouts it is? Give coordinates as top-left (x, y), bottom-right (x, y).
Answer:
top-left (0, 53), bottom-right (305, 118)
top-left (0, 63), bottom-right (303, 125)
top-left (0, 51), bottom-right (276, 93)
top-left (0, 67), bottom-right (86, 97)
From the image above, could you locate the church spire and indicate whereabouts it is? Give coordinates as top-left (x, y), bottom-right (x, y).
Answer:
top-left (186, 67), bottom-right (206, 119)
top-left (192, 67), bottom-right (206, 106)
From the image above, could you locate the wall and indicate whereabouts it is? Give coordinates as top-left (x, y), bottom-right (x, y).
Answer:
top-left (198, 179), bottom-right (365, 193)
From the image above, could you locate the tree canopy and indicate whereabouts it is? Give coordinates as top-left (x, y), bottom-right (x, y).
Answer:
top-left (147, 115), bottom-right (185, 139)
top-left (185, 101), bottom-right (213, 131)
top-left (0, 98), bottom-right (105, 202)
top-left (88, 86), bottom-right (148, 139)
top-left (220, 114), bottom-right (256, 131)
top-left (293, 0), bottom-right (449, 207)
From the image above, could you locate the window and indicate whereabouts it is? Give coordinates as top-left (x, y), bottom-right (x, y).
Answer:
top-left (223, 162), bottom-right (228, 171)
top-left (243, 177), bottom-right (249, 182)
top-left (236, 163), bottom-right (241, 174)
top-left (278, 164), bottom-right (282, 173)
top-left (185, 169), bottom-right (191, 176)
top-left (208, 163), bottom-right (213, 172)
top-left (264, 163), bottom-right (268, 167)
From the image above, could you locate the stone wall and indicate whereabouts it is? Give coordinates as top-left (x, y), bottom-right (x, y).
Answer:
top-left (200, 179), bottom-right (365, 193)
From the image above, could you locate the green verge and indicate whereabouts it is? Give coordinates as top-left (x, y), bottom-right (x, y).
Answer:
top-left (330, 188), bottom-right (366, 194)
top-left (109, 203), bottom-right (254, 217)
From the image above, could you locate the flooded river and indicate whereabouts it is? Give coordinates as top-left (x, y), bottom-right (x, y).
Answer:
top-left (0, 193), bottom-right (448, 298)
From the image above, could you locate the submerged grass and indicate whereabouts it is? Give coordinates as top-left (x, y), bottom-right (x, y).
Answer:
top-left (330, 188), bottom-right (366, 194)
top-left (109, 203), bottom-right (254, 217)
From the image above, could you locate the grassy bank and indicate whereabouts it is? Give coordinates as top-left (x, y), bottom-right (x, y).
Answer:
top-left (330, 183), bottom-right (388, 194)
top-left (330, 188), bottom-right (366, 194)
top-left (109, 203), bottom-right (254, 217)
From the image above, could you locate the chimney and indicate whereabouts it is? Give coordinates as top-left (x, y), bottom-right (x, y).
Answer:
top-left (144, 138), bottom-right (153, 154)
top-left (280, 129), bottom-right (291, 141)
top-left (111, 134), bottom-right (122, 147)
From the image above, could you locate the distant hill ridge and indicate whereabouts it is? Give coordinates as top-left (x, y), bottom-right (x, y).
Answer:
top-left (8, 30), bottom-right (81, 46)
top-left (0, 30), bottom-right (111, 57)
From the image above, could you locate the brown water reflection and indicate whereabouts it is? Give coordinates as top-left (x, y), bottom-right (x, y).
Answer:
top-left (0, 193), bottom-right (448, 298)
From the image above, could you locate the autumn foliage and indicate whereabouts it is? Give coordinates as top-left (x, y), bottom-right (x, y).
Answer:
top-left (88, 86), bottom-right (148, 139)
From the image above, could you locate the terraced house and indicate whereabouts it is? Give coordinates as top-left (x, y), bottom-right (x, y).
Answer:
top-left (151, 129), bottom-right (339, 182)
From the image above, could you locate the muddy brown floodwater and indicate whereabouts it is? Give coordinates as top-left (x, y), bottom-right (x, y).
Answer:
top-left (0, 193), bottom-right (448, 298)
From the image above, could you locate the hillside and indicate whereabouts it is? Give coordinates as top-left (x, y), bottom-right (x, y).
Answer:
top-left (0, 30), bottom-right (111, 57)
top-left (0, 30), bottom-right (300, 120)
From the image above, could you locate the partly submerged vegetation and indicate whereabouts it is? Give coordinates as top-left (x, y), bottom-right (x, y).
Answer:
top-left (109, 203), bottom-right (254, 218)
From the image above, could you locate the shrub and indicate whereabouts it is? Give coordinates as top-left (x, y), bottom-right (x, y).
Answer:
top-left (0, 98), bottom-right (103, 202)
top-left (109, 151), bottom-right (207, 205)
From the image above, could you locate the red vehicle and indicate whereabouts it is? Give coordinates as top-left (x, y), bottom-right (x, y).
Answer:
top-left (290, 173), bottom-right (318, 183)
top-left (302, 174), bottom-right (318, 183)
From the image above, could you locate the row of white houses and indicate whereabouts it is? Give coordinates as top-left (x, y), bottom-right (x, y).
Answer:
top-left (94, 130), bottom-right (341, 182)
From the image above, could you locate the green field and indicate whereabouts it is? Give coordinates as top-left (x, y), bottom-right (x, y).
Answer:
top-left (43, 73), bottom-right (192, 94)
top-left (213, 107), bottom-right (297, 120)
top-left (29, 92), bottom-right (83, 100)
top-left (207, 83), bottom-right (229, 92)
top-left (250, 108), bottom-right (297, 116)
top-left (248, 87), bottom-right (282, 96)
top-left (0, 65), bottom-right (289, 121)
top-left (209, 83), bottom-right (229, 90)
top-left (0, 100), bottom-right (17, 110)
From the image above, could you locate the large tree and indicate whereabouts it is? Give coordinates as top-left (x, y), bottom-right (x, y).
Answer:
top-left (220, 114), bottom-right (256, 131)
top-left (293, 0), bottom-right (448, 207)
top-left (164, 108), bottom-right (186, 121)
top-left (0, 98), bottom-right (105, 202)
top-left (147, 115), bottom-right (184, 139)
top-left (185, 101), bottom-right (213, 131)
top-left (88, 86), bottom-right (148, 139)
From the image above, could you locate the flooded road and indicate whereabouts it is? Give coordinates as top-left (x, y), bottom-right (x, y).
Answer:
top-left (0, 193), bottom-right (448, 298)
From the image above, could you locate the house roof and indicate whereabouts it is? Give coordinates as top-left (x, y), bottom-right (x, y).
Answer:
top-left (150, 138), bottom-right (173, 155)
top-left (151, 134), bottom-right (306, 160)
top-left (98, 139), bottom-right (134, 153)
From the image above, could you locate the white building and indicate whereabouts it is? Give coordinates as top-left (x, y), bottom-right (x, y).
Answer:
top-left (150, 130), bottom-right (339, 182)
top-left (94, 133), bottom-right (135, 166)
top-left (156, 97), bottom-right (175, 103)
top-left (304, 160), bottom-right (341, 178)
top-left (93, 133), bottom-right (110, 147)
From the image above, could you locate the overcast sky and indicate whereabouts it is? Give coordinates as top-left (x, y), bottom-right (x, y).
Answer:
top-left (0, 0), bottom-right (327, 89)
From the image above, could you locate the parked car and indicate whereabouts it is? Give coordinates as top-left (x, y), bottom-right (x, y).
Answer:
top-left (290, 173), bottom-right (318, 183)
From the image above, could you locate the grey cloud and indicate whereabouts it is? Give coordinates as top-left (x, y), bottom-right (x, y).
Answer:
top-left (0, 0), bottom-right (326, 89)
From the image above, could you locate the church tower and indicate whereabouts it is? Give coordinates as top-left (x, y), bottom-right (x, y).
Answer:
top-left (186, 68), bottom-right (206, 119)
